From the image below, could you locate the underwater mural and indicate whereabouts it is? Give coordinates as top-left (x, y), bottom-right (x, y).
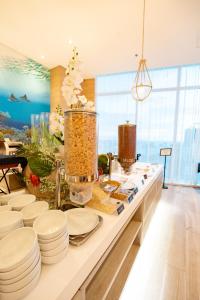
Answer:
top-left (0, 43), bottom-right (50, 142)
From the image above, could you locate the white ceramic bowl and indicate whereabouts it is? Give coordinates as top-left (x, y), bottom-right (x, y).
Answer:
top-left (0, 211), bottom-right (23, 233)
top-left (0, 252), bottom-right (40, 285)
top-left (41, 236), bottom-right (69, 257)
top-left (33, 210), bottom-right (67, 239)
top-left (0, 227), bottom-right (38, 272)
top-left (0, 205), bottom-right (12, 212)
top-left (0, 247), bottom-right (39, 281)
top-left (39, 231), bottom-right (68, 251)
top-left (41, 247), bottom-right (68, 265)
top-left (21, 201), bottom-right (49, 223)
top-left (0, 222), bottom-right (24, 240)
top-left (0, 256), bottom-right (41, 293)
top-left (0, 194), bottom-right (15, 206)
top-left (8, 194), bottom-right (36, 211)
top-left (38, 228), bottom-right (67, 244)
top-left (0, 266), bottom-right (41, 300)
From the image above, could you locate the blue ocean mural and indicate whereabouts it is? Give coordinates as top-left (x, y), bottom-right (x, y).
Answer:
top-left (0, 43), bottom-right (50, 141)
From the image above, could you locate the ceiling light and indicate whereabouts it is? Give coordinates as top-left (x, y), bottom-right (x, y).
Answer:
top-left (40, 55), bottom-right (45, 59)
top-left (132, 0), bottom-right (152, 102)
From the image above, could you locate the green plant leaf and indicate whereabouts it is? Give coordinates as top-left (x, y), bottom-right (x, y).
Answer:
top-left (28, 157), bottom-right (53, 177)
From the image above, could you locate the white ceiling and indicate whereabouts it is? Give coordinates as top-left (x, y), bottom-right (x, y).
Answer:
top-left (0, 0), bottom-right (199, 78)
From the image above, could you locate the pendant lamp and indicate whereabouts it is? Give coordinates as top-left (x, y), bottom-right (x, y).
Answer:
top-left (132, 0), bottom-right (152, 101)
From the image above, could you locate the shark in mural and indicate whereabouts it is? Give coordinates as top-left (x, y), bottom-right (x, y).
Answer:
top-left (8, 93), bottom-right (31, 103)
top-left (19, 94), bottom-right (30, 102)
top-left (8, 93), bottom-right (19, 102)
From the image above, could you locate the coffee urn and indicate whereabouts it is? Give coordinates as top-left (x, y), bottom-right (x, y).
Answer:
top-left (118, 122), bottom-right (136, 172)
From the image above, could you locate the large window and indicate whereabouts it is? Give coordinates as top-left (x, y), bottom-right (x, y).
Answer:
top-left (96, 64), bottom-right (200, 185)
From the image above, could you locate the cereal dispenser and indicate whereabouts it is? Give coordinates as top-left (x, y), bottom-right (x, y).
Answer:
top-left (64, 110), bottom-right (98, 205)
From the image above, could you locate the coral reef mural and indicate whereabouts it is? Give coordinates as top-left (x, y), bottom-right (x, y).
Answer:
top-left (0, 43), bottom-right (50, 142)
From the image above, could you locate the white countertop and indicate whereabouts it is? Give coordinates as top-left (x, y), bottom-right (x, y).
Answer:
top-left (24, 163), bottom-right (162, 300)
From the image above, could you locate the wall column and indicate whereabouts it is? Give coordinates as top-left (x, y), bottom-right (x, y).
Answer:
top-left (50, 65), bottom-right (66, 112)
top-left (81, 78), bottom-right (95, 102)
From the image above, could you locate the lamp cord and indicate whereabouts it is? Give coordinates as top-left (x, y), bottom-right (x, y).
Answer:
top-left (141, 0), bottom-right (146, 59)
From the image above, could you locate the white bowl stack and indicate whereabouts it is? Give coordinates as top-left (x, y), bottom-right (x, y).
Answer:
top-left (33, 210), bottom-right (69, 264)
top-left (8, 194), bottom-right (36, 211)
top-left (0, 211), bottom-right (24, 240)
top-left (21, 201), bottom-right (49, 227)
top-left (0, 227), bottom-right (41, 300)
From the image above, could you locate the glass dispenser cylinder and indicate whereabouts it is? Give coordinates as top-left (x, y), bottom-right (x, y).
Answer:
top-left (64, 110), bottom-right (98, 204)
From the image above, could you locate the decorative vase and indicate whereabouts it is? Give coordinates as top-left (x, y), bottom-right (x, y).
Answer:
top-left (64, 109), bottom-right (98, 205)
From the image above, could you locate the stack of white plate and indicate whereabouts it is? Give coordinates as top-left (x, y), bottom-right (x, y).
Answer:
top-left (0, 227), bottom-right (41, 300)
top-left (0, 211), bottom-right (23, 239)
top-left (21, 201), bottom-right (49, 227)
top-left (8, 194), bottom-right (36, 211)
top-left (33, 210), bottom-right (69, 264)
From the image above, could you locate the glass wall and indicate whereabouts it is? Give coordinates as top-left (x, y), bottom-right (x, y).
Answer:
top-left (96, 64), bottom-right (200, 185)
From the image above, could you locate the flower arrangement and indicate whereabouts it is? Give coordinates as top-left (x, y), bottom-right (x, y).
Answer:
top-left (17, 142), bottom-right (56, 191)
top-left (61, 47), bottom-right (95, 111)
top-left (17, 138), bottom-right (69, 202)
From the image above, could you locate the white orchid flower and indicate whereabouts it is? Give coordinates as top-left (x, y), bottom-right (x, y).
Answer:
top-left (58, 123), bottom-right (64, 133)
top-left (58, 115), bottom-right (64, 123)
top-left (78, 95), bottom-right (87, 105)
top-left (61, 47), bottom-right (96, 111)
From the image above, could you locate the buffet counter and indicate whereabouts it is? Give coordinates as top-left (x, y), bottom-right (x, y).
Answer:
top-left (24, 163), bottom-right (163, 300)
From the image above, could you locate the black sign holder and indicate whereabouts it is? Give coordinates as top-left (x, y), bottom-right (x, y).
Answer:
top-left (160, 148), bottom-right (172, 189)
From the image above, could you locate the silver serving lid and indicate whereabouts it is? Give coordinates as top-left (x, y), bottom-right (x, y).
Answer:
top-left (64, 109), bottom-right (97, 116)
top-left (118, 121), bottom-right (136, 127)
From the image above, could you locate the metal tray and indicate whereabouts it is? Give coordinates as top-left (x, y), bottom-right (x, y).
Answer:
top-left (69, 215), bottom-right (103, 246)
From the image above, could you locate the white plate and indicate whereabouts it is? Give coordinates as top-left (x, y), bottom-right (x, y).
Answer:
top-left (0, 266), bottom-right (41, 300)
top-left (0, 247), bottom-right (39, 281)
top-left (0, 211), bottom-right (23, 233)
top-left (8, 194), bottom-right (36, 211)
top-left (0, 257), bottom-right (41, 292)
top-left (0, 251), bottom-right (40, 285)
top-left (65, 208), bottom-right (99, 235)
top-left (0, 205), bottom-right (12, 212)
top-left (41, 236), bottom-right (69, 257)
top-left (41, 247), bottom-right (68, 265)
top-left (0, 227), bottom-right (38, 272)
top-left (0, 222), bottom-right (24, 240)
top-left (33, 210), bottom-right (67, 239)
top-left (39, 232), bottom-right (68, 251)
top-left (21, 201), bottom-right (49, 222)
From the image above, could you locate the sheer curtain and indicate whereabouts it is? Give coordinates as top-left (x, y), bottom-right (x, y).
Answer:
top-left (136, 91), bottom-right (176, 179)
top-left (97, 72), bottom-right (136, 154)
top-left (96, 64), bottom-right (200, 185)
